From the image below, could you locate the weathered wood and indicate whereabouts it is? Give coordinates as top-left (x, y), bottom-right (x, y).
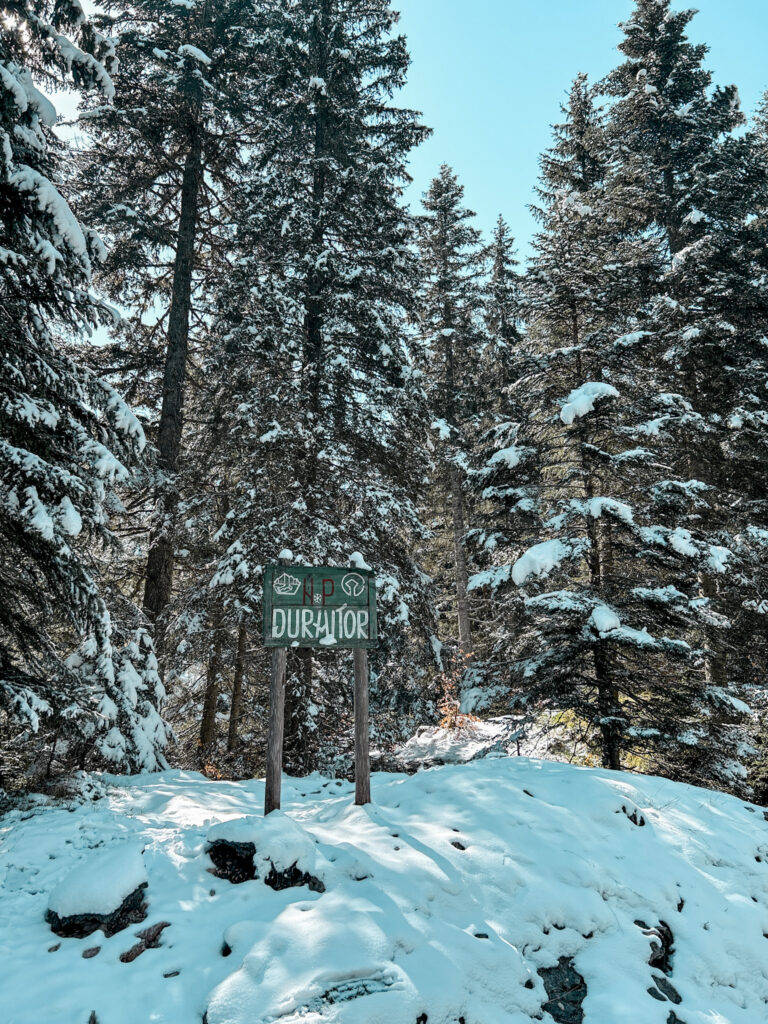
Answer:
top-left (353, 647), bottom-right (371, 806)
top-left (265, 647), bottom-right (287, 815)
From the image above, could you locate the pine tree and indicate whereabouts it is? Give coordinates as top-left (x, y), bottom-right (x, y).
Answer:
top-left (416, 165), bottom-right (486, 668)
top-left (600, 0), bottom-right (765, 787)
top-left (470, 73), bottom-right (744, 784)
top-left (0, 0), bottom-right (166, 778)
top-left (482, 215), bottom-right (521, 382)
top-left (172, 0), bottom-right (436, 769)
top-left (75, 0), bottom-right (263, 652)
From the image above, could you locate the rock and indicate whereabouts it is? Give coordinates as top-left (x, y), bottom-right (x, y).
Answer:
top-left (648, 922), bottom-right (675, 974)
top-left (207, 840), bottom-right (257, 884)
top-left (620, 805), bottom-right (646, 827)
top-left (45, 845), bottom-right (148, 939)
top-left (637, 919), bottom-right (675, 974)
top-left (206, 813), bottom-right (324, 892)
top-left (537, 956), bottom-right (587, 1024)
top-left (82, 946), bottom-right (100, 959)
top-left (263, 863), bottom-right (325, 893)
top-left (45, 882), bottom-right (148, 939)
top-left (653, 974), bottom-right (682, 1004)
top-left (119, 921), bottom-right (171, 963)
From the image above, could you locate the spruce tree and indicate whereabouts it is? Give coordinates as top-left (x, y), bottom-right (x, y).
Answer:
top-left (173, 0), bottom-right (436, 769)
top-left (600, 0), bottom-right (765, 786)
top-left (471, 74), bottom-right (743, 785)
top-left (0, 0), bottom-right (167, 777)
top-left (416, 165), bottom-right (486, 669)
top-left (76, 0), bottom-right (263, 651)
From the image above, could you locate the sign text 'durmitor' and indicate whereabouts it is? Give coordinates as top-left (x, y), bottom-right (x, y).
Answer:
top-left (263, 565), bottom-right (378, 649)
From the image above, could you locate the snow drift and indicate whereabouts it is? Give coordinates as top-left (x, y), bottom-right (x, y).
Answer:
top-left (2, 757), bottom-right (768, 1023)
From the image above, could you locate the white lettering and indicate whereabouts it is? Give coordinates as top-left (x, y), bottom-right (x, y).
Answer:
top-left (287, 609), bottom-right (300, 639)
top-left (272, 609), bottom-right (286, 639)
top-left (344, 610), bottom-right (356, 638)
top-left (357, 610), bottom-right (369, 639)
top-left (315, 609), bottom-right (331, 639)
top-left (301, 608), bottom-right (314, 637)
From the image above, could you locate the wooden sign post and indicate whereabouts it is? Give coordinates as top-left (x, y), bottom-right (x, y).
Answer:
top-left (263, 560), bottom-right (377, 814)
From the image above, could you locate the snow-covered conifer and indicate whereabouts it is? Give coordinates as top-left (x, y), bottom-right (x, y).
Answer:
top-left (174, 0), bottom-right (436, 769)
top-left (416, 166), bottom-right (487, 667)
top-left (470, 74), bottom-right (745, 785)
top-left (600, 0), bottom-right (765, 786)
top-left (75, 0), bottom-right (264, 649)
top-left (0, 0), bottom-right (166, 777)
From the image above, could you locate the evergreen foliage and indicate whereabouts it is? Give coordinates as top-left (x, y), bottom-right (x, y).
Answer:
top-left (0, 0), bottom-right (166, 779)
top-left (2, 0), bottom-right (765, 798)
top-left (172, 0), bottom-right (436, 770)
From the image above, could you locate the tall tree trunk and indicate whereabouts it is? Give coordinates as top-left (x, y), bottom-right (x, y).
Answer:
top-left (200, 608), bottom-right (224, 753)
top-left (227, 625), bottom-right (247, 752)
top-left (595, 646), bottom-right (622, 770)
top-left (282, 1), bottom-right (329, 775)
top-left (143, 125), bottom-right (203, 650)
top-left (576, 315), bottom-right (622, 769)
top-left (448, 464), bottom-right (473, 656)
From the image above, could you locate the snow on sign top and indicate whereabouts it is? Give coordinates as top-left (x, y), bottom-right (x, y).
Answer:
top-left (263, 564), bottom-right (378, 649)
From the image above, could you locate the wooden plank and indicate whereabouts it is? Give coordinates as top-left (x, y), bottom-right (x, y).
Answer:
top-left (353, 647), bottom-right (371, 805)
top-left (265, 646), bottom-right (287, 815)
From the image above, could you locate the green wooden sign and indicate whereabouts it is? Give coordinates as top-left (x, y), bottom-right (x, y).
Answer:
top-left (263, 565), bottom-right (378, 649)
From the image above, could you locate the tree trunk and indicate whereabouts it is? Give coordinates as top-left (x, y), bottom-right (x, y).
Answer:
top-left (281, 3), bottom-right (329, 775)
top-left (227, 625), bottom-right (247, 752)
top-left (284, 649), bottom-right (313, 775)
top-left (596, 650), bottom-right (622, 771)
top-left (200, 610), bottom-right (224, 753)
top-left (143, 125), bottom-right (204, 649)
top-left (448, 464), bottom-right (472, 657)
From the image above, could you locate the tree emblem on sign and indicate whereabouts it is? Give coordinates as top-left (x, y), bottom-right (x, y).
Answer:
top-left (341, 572), bottom-right (366, 598)
top-left (273, 572), bottom-right (302, 597)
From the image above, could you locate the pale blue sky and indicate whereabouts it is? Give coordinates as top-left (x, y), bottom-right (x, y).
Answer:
top-left (396, 0), bottom-right (768, 257)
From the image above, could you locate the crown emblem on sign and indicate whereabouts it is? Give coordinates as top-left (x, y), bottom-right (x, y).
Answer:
top-left (273, 572), bottom-right (302, 597)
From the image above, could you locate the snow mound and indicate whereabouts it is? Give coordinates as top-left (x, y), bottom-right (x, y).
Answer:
top-left (3, 763), bottom-right (768, 1023)
top-left (207, 810), bottom-right (316, 875)
top-left (396, 718), bottom-right (522, 765)
top-left (47, 844), bottom-right (146, 918)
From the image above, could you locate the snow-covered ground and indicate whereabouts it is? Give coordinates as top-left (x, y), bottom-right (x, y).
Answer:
top-left (2, 755), bottom-right (768, 1024)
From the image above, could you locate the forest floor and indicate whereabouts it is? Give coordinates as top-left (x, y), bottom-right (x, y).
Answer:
top-left (2, 748), bottom-right (768, 1024)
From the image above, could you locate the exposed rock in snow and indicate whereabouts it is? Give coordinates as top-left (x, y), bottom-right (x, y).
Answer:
top-left (45, 845), bottom-right (147, 938)
top-left (538, 956), bottom-right (587, 1023)
top-left (206, 812), bottom-right (323, 891)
